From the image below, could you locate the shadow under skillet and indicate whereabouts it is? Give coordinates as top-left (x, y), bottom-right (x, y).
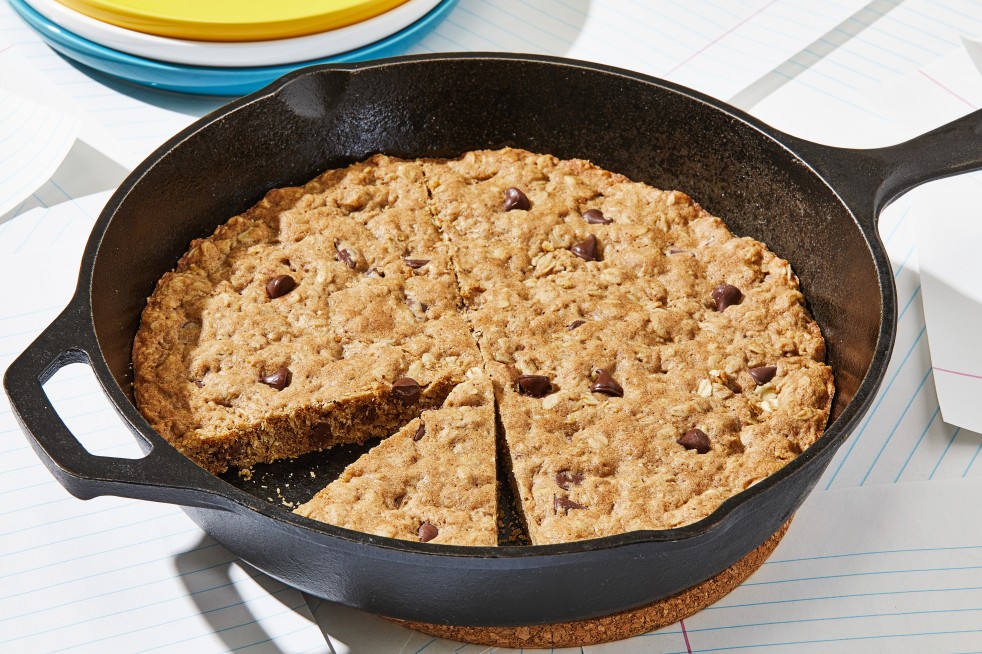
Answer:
top-left (174, 535), bottom-right (321, 654)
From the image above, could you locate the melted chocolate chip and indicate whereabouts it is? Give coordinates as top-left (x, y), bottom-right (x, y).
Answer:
top-left (678, 428), bottom-right (711, 454)
top-left (391, 377), bottom-right (421, 403)
top-left (554, 495), bottom-right (587, 515)
top-left (260, 366), bottom-right (292, 391)
top-left (413, 422), bottom-right (426, 442)
top-left (310, 423), bottom-right (331, 440)
top-left (516, 374), bottom-right (551, 397)
top-left (712, 284), bottom-right (742, 312)
top-left (582, 208), bottom-right (612, 224)
top-left (193, 380), bottom-right (204, 388)
top-left (567, 319), bottom-right (587, 331)
top-left (503, 187), bottom-right (531, 211)
top-left (570, 234), bottom-right (599, 261)
top-left (404, 258), bottom-right (430, 269)
top-left (418, 521), bottom-right (438, 542)
top-left (590, 368), bottom-right (624, 397)
top-left (748, 366), bottom-right (777, 385)
top-left (334, 239), bottom-right (357, 269)
top-left (265, 274), bottom-right (296, 299)
top-left (555, 470), bottom-right (585, 490)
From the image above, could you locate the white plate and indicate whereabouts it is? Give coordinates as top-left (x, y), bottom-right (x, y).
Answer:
top-left (25, 0), bottom-right (442, 67)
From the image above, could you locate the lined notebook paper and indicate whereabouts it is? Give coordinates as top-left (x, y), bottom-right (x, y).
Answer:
top-left (403, 0), bottom-right (871, 101)
top-left (310, 477), bottom-right (982, 653)
top-left (0, 84), bottom-right (78, 217)
top-left (0, 196), bottom-right (326, 653)
top-left (746, 0), bottom-right (982, 490)
top-left (4, 0), bottom-right (982, 652)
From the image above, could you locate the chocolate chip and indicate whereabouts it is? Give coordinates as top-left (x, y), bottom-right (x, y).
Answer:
top-left (413, 422), bottom-right (426, 442)
top-left (516, 374), bottom-right (551, 397)
top-left (712, 284), bottom-right (742, 312)
top-left (503, 187), bottom-right (530, 211)
top-left (260, 366), bottom-right (292, 391)
top-left (310, 423), bottom-right (331, 440)
top-left (392, 377), bottom-right (421, 403)
top-left (677, 428), bottom-right (711, 454)
top-left (554, 495), bottom-right (586, 515)
top-left (193, 380), bottom-right (204, 388)
top-left (748, 366), bottom-right (777, 385)
top-left (266, 274), bottom-right (296, 299)
top-left (418, 521), bottom-right (438, 542)
top-left (582, 209), bottom-right (612, 224)
top-left (555, 470), bottom-right (585, 490)
top-left (404, 258), bottom-right (430, 269)
top-left (567, 319), bottom-right (586, 331)
top-left (570, 235), bottom-right (599, 261)
top-left (590, 368), bottom-right (623, 397)
top-left (334, 239), bottom-right (357, 269)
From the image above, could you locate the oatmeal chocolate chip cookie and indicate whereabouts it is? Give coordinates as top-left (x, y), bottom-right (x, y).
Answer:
top-left (133, 159), bottom-right (480, 474)
top-left (420, 148), bottom-right (832, 543)
top-left (295, 371), bottom-right (497, 546)
top-left (134, 147), bottom-right (833, 544)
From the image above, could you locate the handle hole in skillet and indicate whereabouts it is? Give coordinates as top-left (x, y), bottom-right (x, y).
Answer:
top-left (42, 363), bottom-right (146, 460)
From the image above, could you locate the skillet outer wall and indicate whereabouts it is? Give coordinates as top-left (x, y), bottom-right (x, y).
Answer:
top-left (76, 55), bottom-right (891, 626)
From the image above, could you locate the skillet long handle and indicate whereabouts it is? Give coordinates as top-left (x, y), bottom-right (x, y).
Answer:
top-left (3, 300), bottom-right (227, 510)
top-left (784, 107), bottom-right (982, 223)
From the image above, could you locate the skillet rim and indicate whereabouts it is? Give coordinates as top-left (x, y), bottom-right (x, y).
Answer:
top-left (80, 51), bottom-right (897, 559)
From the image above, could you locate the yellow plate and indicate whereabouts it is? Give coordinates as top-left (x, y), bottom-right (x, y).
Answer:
top-left (53, 0), bottom-right (410, 42)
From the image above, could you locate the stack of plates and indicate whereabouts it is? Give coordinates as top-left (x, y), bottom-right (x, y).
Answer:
top-left (9, 0), bottom-right (457, 95)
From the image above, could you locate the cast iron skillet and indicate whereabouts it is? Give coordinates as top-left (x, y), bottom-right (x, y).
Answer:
top-left (6, 54), bottom-right (982, 627)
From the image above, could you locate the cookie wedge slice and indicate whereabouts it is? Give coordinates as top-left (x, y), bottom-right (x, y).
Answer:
top-left (294, 369), bottom-right (498, 546)
top-left (133, 168), bottom-right (480, 474)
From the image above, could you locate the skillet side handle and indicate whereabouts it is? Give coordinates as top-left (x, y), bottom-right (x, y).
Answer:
top-left (783, 107), bottom-right (982, 222)
top-left (3, 301), bottom-right (228, 511)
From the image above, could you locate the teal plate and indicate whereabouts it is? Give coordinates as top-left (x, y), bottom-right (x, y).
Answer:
top-left (8, 0), bottom-right (457, 95)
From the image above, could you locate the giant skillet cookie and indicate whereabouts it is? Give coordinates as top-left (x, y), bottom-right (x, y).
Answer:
top-left (133, 148), bottom-right (834, 546)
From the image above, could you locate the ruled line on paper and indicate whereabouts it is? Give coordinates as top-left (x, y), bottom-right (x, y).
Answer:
top-left (306, 478), bottom-right (982, 654)
top-left (746, 0), bottom-right (982, 490)
top-left (0, 208), bottom-right (325, 653)
top-left (3, 1), bottom-right (982, 651)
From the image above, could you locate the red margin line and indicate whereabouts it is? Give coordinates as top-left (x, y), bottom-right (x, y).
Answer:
top-left (919, 70), bottom-right (978, 109)
top-left (934, 366), bottom-right (982, 381)
top-left (663, 0), bottom-right (779, 76)
top-left (680, 619), bottom-right (694, 654)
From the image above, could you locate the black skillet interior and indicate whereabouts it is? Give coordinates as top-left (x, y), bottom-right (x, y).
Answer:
top-left (95, 55), bottom-right (881, 424)
top-left (91, 53), bottom-right (885, 541)
top-left (13, 51), bottom-right (982, 626)
top-left (8, 54), bottom-right (923, 625)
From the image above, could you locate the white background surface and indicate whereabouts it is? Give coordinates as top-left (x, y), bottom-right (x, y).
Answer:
top-left (2, 1), bottom-right (982, 652)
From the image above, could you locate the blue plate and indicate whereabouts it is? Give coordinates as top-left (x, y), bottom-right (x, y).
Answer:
top-left (8, 0), bottom-right (457, 95)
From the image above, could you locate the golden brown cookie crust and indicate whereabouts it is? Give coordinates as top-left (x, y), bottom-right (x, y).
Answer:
top-left (133, 148), bottom-right (833, 543)
top-left (294, 369), bottom-right (498, 546)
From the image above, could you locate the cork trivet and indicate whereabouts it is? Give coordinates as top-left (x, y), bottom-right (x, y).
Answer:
top-left (392, 519), bottom-right (790, 649)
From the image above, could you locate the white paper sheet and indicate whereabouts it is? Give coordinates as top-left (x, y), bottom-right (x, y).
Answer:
top-left (0, 42), bottom-right (135, 169)
top-left (308, 477), bottom-right (982, 653)
top-left (403, 0), bottom-right (869, 102)
top-left (0, 196), bottom-right (327, 653)
top-left (0, 83), bottom-right (78, 218)
top-left (744, 2), bottom-right (982, 490)
top-left (860, 44), bottom-right (982, 436)
top-left (4, 1), bottom-right (982, 651)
